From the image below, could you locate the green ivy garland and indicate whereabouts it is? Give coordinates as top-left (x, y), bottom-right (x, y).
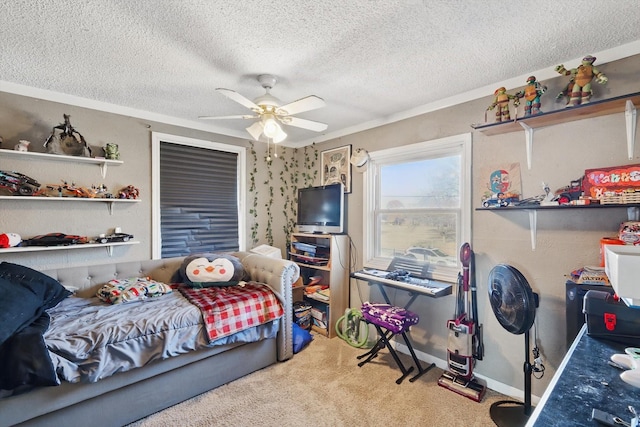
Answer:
top-left (248, 141), bottom-right (318, 247)
top-left (248, 141), bottom-right (259, 245)
top-left (303, 143), bottom-right (319, 187)
top-left (264, 148), bottom-right (274, 245)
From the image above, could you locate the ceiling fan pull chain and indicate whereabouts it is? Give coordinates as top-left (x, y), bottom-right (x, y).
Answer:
top-left (266, 138), bottom-right (272, 162)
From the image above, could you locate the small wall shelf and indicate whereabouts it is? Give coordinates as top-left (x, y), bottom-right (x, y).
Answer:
top-left (477, 204), bottom-right (640, 250)
top-left (0, 196), bottom-right (140, 214)
top-left (476, 203), bottom-right (640, 211)
top-left (0, 149), bottom-right (123, 178)
top-left (471, 92), bottom-right (640, 169)
top-left (0, 241), bottom-right (139, 257)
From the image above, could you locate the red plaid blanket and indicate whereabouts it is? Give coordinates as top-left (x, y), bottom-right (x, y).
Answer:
top-left (179, 282), bottom-right (284, 342)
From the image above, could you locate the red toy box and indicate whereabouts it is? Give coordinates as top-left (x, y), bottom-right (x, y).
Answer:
top-left (583, 164), bottom-right (640, 203)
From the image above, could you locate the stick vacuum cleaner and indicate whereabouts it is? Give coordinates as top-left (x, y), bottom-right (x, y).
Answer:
top-left (437, 242), bottom-right (486, 402)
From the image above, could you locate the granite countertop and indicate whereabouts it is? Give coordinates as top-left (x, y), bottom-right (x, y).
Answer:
top-left (528, 325), bottom-right (640, 426)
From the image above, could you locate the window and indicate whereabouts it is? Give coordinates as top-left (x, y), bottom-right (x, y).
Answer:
top-left (151, 132), bottom-right (246, 259)
top-left (363, 133), bottom-right (471, 283)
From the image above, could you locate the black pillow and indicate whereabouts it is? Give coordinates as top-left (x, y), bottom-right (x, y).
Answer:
top-left (0, 312), bottom-right (59, 391)
top-left (0, 262), bottom-right (71, 347)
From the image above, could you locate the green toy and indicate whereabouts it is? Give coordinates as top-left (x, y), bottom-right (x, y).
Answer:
top-left (487, 87), bottom-right (520, 122)
top-left (515, 76), bottom-right (547, 116)
top-left (104, 143), bottom-right (120, 160)
top-left (555, 55), bottom-right (608, 107)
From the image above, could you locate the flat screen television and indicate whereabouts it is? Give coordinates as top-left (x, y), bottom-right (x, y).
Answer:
top-left (296, 183), bottom-right (345, 234)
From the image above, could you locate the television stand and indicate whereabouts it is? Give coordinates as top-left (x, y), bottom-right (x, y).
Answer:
top-left (289, 233), bottom-right (349, 338)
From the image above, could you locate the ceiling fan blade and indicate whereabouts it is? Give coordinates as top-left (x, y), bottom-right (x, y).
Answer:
top-left (216, 88), bottom-right (261, 111)
top-left (198, 114), bottom-right (257, 120)
top-left (281, 116), bottom-right (328, 132)
top-left (276, 95), bottom-right (325, 116)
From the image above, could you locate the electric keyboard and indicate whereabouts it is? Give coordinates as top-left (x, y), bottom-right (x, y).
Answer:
top-left (353, 268), bottom-right (452, 298)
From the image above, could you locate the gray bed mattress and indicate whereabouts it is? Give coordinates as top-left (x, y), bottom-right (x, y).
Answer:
top-left (46, 291), bottom-right (280, 383)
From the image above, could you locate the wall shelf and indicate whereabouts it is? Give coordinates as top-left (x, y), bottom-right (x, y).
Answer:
top-left (477, 204), bottom-right (640, 250)
top-left (0, 149), bottom-right (123, 178)
top-left (471, 92), bottom-right (640, 169)
top-left (0, 241), bottom-right (139, 257)
top-left (1, 136), bottom-right (138, 259)
top-left (476, 203), bottom-right (640, 211)
top-left (0, 195), bottom-right (140, 214)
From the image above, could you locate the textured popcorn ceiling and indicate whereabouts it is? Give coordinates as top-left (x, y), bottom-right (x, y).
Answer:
top-left (2, 1), bottom-right (640, 146)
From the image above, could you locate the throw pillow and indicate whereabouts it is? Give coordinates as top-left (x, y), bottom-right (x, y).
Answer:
top-left (0, 262), bottom-right (71, 347)
top-left (96, 277), bottom-right (173, 304)
top-left (0, 313), bottom-right (59, 391)
top-left (292, 322), bottom-right (313, 353)
top-left (178, 253), bottom-right (247, 288)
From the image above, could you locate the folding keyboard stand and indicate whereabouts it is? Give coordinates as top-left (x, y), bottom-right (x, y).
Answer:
top-left (356, 284), bottom-right (435, 384)
top-left (358, 321), bottom-right (415, 384)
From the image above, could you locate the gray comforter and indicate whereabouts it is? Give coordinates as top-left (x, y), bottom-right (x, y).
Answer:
top-left (45, 292), bottom-right (279, 383)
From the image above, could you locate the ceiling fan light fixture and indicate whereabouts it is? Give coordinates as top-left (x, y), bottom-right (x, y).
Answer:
top-left (262, 116), bottom-right (281, 138)
top-left (245, 116), bottom-right (287, 143)
top-left (246, 121), bottom-right (264, 141)
top-left (272, 127), bottom-right (287, 144)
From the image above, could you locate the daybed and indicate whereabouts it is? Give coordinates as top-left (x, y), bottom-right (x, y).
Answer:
top-left (0, 251), bottom-right (299, 427)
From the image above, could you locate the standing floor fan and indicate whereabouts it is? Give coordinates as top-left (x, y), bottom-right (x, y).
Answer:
top-left (487, 264), bottom-right (539, 427)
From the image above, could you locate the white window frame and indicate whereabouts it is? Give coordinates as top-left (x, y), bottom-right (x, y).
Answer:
top-left (362, 133), bottom-right (472, 283)
top-left (151, 132), bottom-right (247, 259)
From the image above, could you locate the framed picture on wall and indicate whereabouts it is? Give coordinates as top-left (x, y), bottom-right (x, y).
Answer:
top-left (479, 162), bottom-right (523, 207)
top-left (321, 145), bottom-right (351, 193)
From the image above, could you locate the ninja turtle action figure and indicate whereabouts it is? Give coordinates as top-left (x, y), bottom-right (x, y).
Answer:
top-left (555, 55), bottom-right (607, 107)
top-left (487, 87), bottom-right (520, 122)
top-left (515, 76), bottom-right (547, 116)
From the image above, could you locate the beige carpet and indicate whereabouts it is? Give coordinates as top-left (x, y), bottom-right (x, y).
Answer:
top-left (127, 334), bottom-right (511, 426)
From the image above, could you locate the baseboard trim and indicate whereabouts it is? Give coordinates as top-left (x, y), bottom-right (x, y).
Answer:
top-left (393, 341), bottom-right (541, 405)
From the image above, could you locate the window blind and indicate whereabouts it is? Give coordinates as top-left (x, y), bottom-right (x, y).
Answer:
top-left (159, 142), bottom-right (239, 258)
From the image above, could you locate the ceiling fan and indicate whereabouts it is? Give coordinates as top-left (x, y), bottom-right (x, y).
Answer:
top-left (199, 74), bottom-right (328, 143)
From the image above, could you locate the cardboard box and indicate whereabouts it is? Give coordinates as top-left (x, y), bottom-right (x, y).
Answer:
top-left (583, 164), bottom-right (640, 200)
top-left (604, 244), bottom-right (640, 306)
